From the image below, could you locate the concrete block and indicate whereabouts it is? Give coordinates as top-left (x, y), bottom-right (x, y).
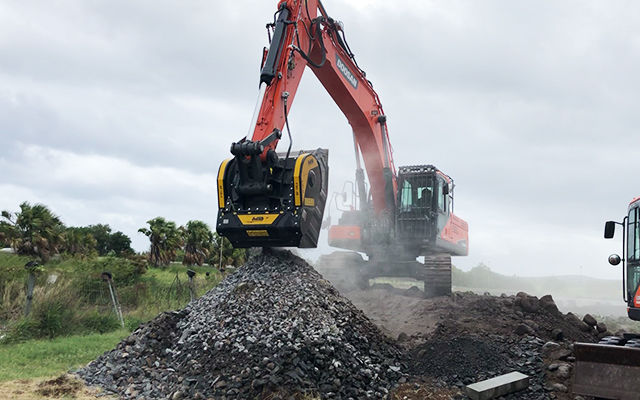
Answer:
top-left (465, 371), bottom-right (530, 400)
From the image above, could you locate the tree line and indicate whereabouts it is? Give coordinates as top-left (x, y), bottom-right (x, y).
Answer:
top-left (0, 202), bottom-right (245, 267)
top-left (138, 217), bottom-right (245, 268)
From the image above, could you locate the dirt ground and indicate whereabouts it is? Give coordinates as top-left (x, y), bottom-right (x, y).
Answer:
top-left (8, 287), bottom-right (592, 400)
top-left (345, 288), bottom-right (597, 400)
top-left (346, 289), bottom-right (450, 340)
top-left (346, 288), bottom-right (595, 345)
top-left (0, 375), bottom-right (115, 400)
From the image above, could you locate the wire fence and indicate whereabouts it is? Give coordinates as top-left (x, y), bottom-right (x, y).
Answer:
top-left (1, 267), bottom-right (223, 331)
top-left (77, 271), bottom-right (213, 312)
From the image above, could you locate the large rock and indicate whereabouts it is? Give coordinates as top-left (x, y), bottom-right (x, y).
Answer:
top-left (547, 382), bottom-right (568, 392)
top-left (551, 328), bottom-right (564, 341)
top-left (515, 292), bottom-right (540, 314)
top-left (542, 342), bottom-right (561, 354)
top-left (583, 314), bottom-right (598, 327)
top-left (555, 364), bottom-right (571, 380)
top-left (566, 312), bottom-right (592, 332)
top-left (515, 324), bottom-right (535, 336)
top-left (539, 295), bottom-right (559, 313)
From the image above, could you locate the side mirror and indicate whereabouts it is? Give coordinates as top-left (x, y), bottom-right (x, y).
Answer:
top-left (604, 221), bottom-right (616, 239)
top-left (342, 192), bottom-right (347, 202)
top-left (608, 254), bottom-right (621, 266)
top-left (443, 185), bottom-right (450, 195)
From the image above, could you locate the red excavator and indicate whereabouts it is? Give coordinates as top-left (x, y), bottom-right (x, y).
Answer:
top-left (216, 0), bottom-right (468, 297)
top-left (572, 197), bottom-right (640, 399)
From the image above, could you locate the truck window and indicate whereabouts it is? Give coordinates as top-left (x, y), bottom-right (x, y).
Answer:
top-left (629, 266), bottom-right (640, 300)
top-left (629, 208), bottom-right (639, 261)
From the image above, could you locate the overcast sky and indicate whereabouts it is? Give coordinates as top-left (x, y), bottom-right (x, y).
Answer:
top-left (1, 0), bottom-right (638, 279)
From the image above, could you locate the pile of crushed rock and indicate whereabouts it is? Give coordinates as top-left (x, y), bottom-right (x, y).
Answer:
top-left (406, 292), bottom-right (603, 399)
top-left (77, 250), bottom-right (403, 399)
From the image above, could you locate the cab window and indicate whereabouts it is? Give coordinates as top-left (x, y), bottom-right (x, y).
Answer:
top-left (437, 178), bottom-right (448, 213)
top-left (629, 208), bottom-right (639, 261)
top-left (416, 185), bottom-right (433, 209)
top-left (400, 180), bottom-right (413, 212)
top-left (400, 179), bottom-right (434, 211)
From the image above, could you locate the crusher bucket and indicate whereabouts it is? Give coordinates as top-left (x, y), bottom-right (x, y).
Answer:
top-left (217, 142), bottom-right (328, 249)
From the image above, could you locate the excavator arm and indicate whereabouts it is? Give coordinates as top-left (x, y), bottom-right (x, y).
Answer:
top-left (217, 0), bottom-right (396, 248)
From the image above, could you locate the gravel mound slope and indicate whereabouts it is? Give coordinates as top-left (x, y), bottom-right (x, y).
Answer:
top-left (78, 250), bottom-right (403, 399)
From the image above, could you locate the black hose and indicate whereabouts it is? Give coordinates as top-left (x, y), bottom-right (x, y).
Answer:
top-left (292, 20), bottom-right (326, 68)
top-left (283, 99), bottom-right (293, 162)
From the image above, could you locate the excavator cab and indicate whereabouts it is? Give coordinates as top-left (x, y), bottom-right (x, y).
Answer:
top-left (216, 144), bottom-right (328, 249)
top-left (395, 165), bottom-right (467, 257)
top-left (396, 166), bottom-right (438, 246)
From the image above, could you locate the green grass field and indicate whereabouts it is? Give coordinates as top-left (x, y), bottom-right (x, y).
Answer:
top-left (0, 330), bottom-right (128, 382)
top-left (0, 252), bottom-right (227, 388)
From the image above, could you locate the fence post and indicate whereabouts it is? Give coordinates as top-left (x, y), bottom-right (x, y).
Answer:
top-left (24, 261), bottom-right (38, 317)
top-left (168, 272), bottom-right (183, 307)
top-left (101, 272), bottom-right (125, 328)
top-left (187, 269), bottom-right (196, 302)
top-left (219, 237), bottom-right (224, 270)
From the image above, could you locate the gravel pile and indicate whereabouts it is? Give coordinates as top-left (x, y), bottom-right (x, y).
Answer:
top-left (78, 250), bottom-right (403, 399)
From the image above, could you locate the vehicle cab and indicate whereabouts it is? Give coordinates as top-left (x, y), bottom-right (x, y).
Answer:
top-left (605, 197), bottom-right (640, 321)
top-left (396, 165), bottom-right (447, 246)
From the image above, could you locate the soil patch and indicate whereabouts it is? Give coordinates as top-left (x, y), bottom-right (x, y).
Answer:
top-left (36, 374), bottom-right (83, 397)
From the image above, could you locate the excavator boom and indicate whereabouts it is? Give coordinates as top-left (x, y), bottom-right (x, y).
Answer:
top-left (217, 0), bottom-right (396, 248)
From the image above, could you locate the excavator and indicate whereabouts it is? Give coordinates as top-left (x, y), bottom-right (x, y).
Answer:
top-left (572, 197), bottom-right (640, 399)
top-left (216, 0), bottom-right (468, 297)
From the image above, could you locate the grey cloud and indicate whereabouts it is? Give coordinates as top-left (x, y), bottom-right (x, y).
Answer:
top-left (1, 0), bottom-right (639, 278)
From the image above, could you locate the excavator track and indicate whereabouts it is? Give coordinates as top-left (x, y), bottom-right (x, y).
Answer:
top-left (316, 251), bottom-right (453, 299)
top-left (423, 254), bottom-right (452, 298)
top-left (315, 251), bottom-right (368, 293)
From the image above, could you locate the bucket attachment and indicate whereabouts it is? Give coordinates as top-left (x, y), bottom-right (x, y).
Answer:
top-left (573, 342), bottom-right (640, 399)
top-left (217, 145), bottom-right (328, 248)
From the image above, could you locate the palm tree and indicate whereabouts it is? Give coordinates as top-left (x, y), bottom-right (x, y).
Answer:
top-left (62, 227), bottom-right (98, 259)
top-left (182, 220), bottom-right (214, 266)
top-left (138, 217), bottom-right (182, 267)
top-left (0, 231), bottom-right (8, 248)
top-left (0, 202), bottom-right (65, 262)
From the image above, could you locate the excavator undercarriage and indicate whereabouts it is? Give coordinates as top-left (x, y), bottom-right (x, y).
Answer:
top-left (315, 251), bottom-right (453, 298)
